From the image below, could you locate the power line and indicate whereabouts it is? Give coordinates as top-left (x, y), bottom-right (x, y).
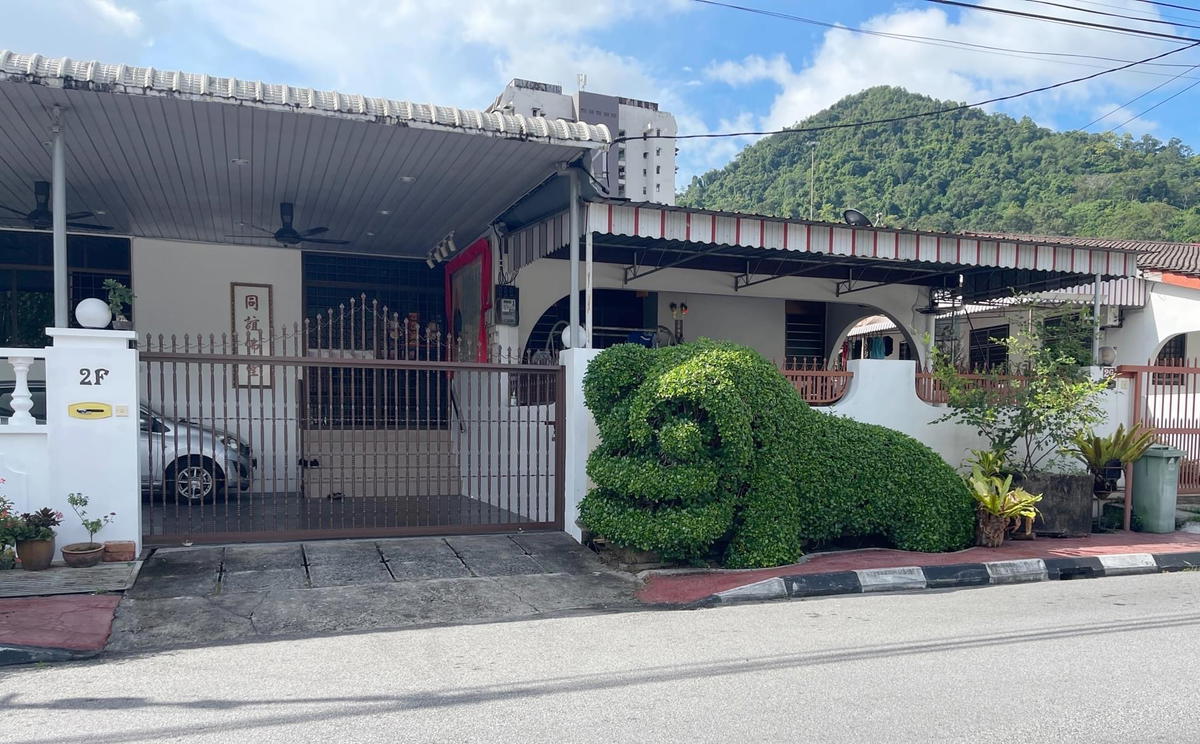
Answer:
top-left (1080, 60), bottom-right (1200, 127)
top-left (692, 0), bottom-right (1200, 74)
top-left (1108, 76), bottom-right (1200, 129)
top-left (1018, 0), bottom-right (1200, 29)
top-left (1135, 0), bottom-right (1200, 14)
top-left (613, 41), bottom-right (1200, 143)
top-left (923, 0), bottom-right (1200, 43)
top-left (1073, 0), bottom-right (1200, 25)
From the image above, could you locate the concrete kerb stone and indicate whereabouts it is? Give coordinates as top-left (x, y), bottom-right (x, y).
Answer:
top-left (714, 577), bottom-right (788, 603)
top-left (1154, 551), bottom-right (1200, 571)
top-left (683, 550), bottom-right (1200, 607)
top-left (1097, 553), bottom-right (1159, 576)
top-left (854, 566), bottom-right (927, 592)
top-left (0, 643), bottom-right (100, 665)
top-left (984, 558), bottom-right (1049, 584)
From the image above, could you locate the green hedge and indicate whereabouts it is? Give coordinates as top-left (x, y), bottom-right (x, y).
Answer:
top-left (579, 340), bottom-right (974, 568)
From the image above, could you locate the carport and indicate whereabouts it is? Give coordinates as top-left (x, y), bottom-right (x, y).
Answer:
top-left (0, 49), bottom-right (608, 545)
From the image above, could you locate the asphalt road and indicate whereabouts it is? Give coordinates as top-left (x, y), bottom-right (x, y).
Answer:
top-left (3, 572), bottom-right (1199, 743)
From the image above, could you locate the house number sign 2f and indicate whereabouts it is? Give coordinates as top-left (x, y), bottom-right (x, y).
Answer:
top-left (79, 368), bottom-right (110, 386)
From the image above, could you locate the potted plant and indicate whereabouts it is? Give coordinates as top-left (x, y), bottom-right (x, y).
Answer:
top-left (102, 278), bottom-right (135, 330)
top-left (935, 320), bottom-right (1109, 537)
top-left (0, 495), bottom-right (16, 569)
top-left (60, 493), bottom-right (115, 568)
top-left (965, 464), bottom-right (1043, 547)
top-left (1065, 423), bottom-right (1156, 499)
top-left (5, 507), bottom-right (62, 571)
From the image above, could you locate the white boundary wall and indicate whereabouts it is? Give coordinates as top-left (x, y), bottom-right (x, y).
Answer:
top-left (0, 329), bottom-right (142, 554)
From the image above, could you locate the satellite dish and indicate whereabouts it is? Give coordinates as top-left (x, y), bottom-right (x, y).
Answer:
top-left (843, 209), bottom-right (873, 227)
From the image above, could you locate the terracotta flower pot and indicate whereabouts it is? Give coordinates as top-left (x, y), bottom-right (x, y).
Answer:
top-left (16, 538), bottom-right (55, 571)
top-left (61, 542), bottom-right (105, 568)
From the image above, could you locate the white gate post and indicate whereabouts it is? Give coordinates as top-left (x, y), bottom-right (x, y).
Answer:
top-left (44, 327), bottom-right (141, 552)
top-left (559, 347), bottom-right (602, 542)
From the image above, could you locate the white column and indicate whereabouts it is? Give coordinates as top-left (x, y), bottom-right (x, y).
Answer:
top-left (7, 356), bottom-right (36, 426)
top-left (1092, 273), bottom-right (1103, 365)
top-left (559, 346), bottom-right (602, 542)
top-left (51, 109), bottom-right (69, 329)
top-left (585, 227), bottom-right (594, 348)
top-left (44, 327), bottom-right (142, 552)
top-left (568, 169), bottom-right (581, 348)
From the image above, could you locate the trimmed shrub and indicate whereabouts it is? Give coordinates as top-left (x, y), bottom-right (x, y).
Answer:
top-left (579, 340), bottom-right (974, 568)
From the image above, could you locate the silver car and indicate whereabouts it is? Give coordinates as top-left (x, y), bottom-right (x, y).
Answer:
top-left (0, 384), bottom-right (254, 503)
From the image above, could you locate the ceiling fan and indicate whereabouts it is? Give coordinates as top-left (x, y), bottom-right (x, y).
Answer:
top-left (227, 202), bottom-right (349, 246)
top-left (0, 181), bottom-right (113, 230)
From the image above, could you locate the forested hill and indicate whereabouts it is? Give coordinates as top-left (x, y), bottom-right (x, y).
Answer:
top-left (677, 86), bottom-right (1200, 242)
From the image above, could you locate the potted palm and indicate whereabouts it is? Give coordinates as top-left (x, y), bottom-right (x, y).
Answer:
top-left (60, 493), bottom-right (115, 568)
top-left (102, 279), bottom-right (135, 330)
top-left (1065, 423), bottom-right (1156, 499)
top-left (965, 463), bottom-right (1043, 548)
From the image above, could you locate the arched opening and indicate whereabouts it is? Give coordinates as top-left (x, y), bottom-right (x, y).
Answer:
top-left (521, 289), bottom-right (664, 362)
top-left (1153, 331), bottom-right (1197, 365)
top-left (826, 306), bottom-right (922, 368)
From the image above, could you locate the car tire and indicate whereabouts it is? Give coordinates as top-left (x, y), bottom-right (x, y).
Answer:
top-left (165, 457), bottom-right (226, 504)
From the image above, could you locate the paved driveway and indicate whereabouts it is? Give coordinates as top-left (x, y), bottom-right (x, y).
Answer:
top-left (110, 533), bottom-right (637, 653)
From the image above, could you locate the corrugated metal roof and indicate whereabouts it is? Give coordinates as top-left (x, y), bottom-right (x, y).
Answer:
top-left (0, 50), bottom-right (610, 146)
top-left (848, 315), bottom-right (896, 337)
top-left (965, 231), bottom-right (1200, 279)
top-left (587, 202), bottom-right (1142, 278)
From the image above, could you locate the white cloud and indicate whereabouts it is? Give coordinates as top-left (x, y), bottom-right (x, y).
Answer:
top-left (704, 1), bottom-right (1178, 134)
top-left (170, 0), bottom-right (689, 109)
top-left (84, 0), bottom-right (143, 36)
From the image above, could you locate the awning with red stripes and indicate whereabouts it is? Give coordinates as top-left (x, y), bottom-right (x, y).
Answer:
top-left (586, 202), bottom-right (1140, 278)
top-left (502, 201), bottom-right (1142, 303)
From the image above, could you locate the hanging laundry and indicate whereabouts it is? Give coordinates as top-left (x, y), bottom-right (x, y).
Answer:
top-left (869, 336), bottom-right (886, 359)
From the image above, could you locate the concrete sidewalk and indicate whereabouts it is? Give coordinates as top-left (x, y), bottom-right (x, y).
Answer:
top-left (108, 532), bottom-right (638, 654)
top-left (638, 530), bottom-right (1200, 604)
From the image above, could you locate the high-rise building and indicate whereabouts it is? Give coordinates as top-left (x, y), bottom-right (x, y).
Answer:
top-left (486, 79), bottom-right (677, 204)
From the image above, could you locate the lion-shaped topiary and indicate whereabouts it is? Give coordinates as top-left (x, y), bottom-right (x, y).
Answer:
top-left (579, 340), bottom-right (975, 568)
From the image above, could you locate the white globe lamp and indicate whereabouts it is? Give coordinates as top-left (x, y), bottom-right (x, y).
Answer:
top-left (75, 298), bottom-right (112, 329)
top-left (560, 323), bottom-right (589, 349)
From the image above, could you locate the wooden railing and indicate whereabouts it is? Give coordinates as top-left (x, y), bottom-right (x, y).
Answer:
top-left (914, 370), bottom-right (1026, 404)
top-left (779, 359), bottom-right (1029, 407)
top-left (780, 358), bottom-right (853, 406)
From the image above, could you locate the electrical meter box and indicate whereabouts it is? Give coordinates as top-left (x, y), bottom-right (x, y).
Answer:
top-left (495, 284), bottom-right (519, 326)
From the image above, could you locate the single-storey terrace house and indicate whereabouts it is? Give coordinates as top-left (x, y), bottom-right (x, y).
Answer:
top-left (0, 49), bottom-right (1144, 550)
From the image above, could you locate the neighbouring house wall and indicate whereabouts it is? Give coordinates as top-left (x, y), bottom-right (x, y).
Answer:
top-left (132, 238), bottom-right (304, 491)
top-left (654, 292), bottom-right (785, 361)
top-left (1105, 280), bottom-right (1200, 363)
top-left (513, 258), bottom-right (930, 364)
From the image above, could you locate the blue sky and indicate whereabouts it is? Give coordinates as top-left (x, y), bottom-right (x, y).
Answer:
top-left (5, 0), bottom-right (1200, 188)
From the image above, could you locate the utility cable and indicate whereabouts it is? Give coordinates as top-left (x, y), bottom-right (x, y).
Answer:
top-left (1080, 60), bottom-right (1200, 127)
top-left (1107, 75), bottom-right (1200, 130)
top-left (1136, 0), bottom-right (1200, 14)
top-left (922, 0), bottom-right (1200, 43)
top-left (1072, 0), bottom-right (1200, 26)
top-left (692, 0), bottom-right (1200, 76)
top-left (1018, 0), bottom-right (1200, 29)
top-left (613, 40), bottom-right (1200, 143)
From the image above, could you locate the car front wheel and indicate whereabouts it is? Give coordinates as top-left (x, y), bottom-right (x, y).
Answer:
top-left (166, 457), bottom-right (226, 504)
